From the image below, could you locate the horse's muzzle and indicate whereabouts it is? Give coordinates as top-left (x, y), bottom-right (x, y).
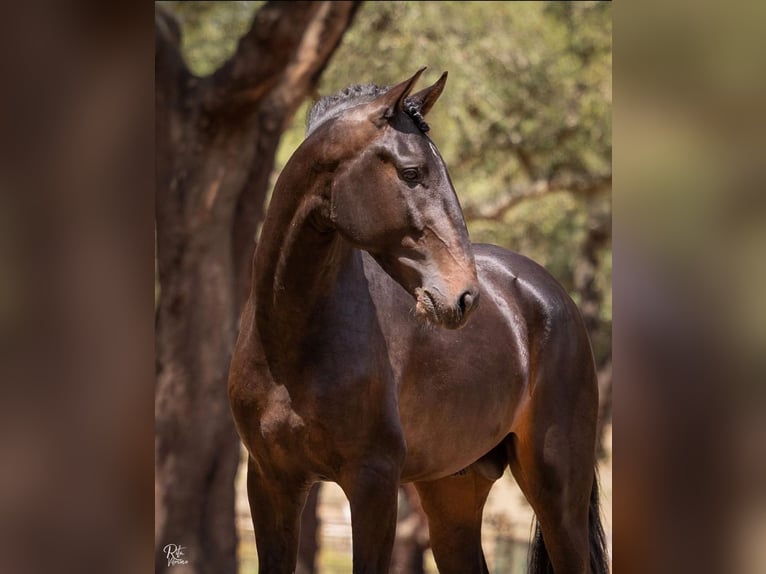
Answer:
top-left (416, 285), bottom-right (479, 329)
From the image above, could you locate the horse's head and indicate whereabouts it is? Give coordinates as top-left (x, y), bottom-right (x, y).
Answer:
top-left (312, 69), bottom-right (479, 329)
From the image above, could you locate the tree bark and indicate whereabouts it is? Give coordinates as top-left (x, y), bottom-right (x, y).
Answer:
top-left (392, 485), bottom-right (430, 574)
top-left (154, 3), bottom-right (360, 573)
top-left (296, 484), bottom-right (321, 574)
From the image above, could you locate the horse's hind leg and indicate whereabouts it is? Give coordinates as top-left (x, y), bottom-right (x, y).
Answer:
top-left (507, 390), bottom-right (599, 574)
top-left (414, 468), bottom-right (495, 574)
top-left (246, 458), bottom-right (309, 574)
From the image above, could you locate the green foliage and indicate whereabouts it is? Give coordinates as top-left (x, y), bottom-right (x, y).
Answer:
top-left (469, 192), bottom-right (588, 291)
top-left (315, 2), bottom-right (611, 201)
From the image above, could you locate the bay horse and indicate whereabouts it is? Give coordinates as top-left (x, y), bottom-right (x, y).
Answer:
top-left (228, 68), bottom-right (609, 574)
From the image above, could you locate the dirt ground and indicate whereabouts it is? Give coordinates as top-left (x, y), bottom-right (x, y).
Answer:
top-left (236, 424), bottom-right (612, 573)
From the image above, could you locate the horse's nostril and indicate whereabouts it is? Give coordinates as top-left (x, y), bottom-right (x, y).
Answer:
top-left (458, 289), bottom-right (478, 315)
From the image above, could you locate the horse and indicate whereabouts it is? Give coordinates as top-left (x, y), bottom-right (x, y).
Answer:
top-left (228, 68), bottom-right (609, 574)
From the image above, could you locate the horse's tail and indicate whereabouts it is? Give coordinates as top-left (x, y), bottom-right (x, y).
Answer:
top-left (586, 474), bottom-right (611, 573)
top-left (527, 518), bottom-right (554, 574)
top-left (528, 472), bottom-right (610, 573)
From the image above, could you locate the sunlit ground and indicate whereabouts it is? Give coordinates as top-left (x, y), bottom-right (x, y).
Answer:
top-left (236, 424), bottom-right (612, 573)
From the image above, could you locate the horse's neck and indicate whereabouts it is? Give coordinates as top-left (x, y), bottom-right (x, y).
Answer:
top-left (251, 165), bottom-right (361, 362)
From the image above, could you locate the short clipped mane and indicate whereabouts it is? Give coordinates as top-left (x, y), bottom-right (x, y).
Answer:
top-left (306, 83), bottom-right (430, 137)
top-left (306, 84), bottom-right (386, 137)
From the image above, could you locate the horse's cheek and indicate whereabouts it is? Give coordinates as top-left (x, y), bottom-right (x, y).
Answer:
top-left (334, 190), bottom-right (389, 245)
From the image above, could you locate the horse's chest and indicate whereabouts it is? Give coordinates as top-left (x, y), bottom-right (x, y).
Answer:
top-left (300, 307), bottom-right (385, 377)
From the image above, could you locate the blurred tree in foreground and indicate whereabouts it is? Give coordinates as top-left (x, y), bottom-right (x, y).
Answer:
top-left (154, 2), bottom-right (359, 573)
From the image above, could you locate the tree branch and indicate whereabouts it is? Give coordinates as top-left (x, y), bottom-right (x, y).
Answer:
top-left (462, 172), bottom-right (612, 221)
top-left (202, 1), bottom-right (361, 119)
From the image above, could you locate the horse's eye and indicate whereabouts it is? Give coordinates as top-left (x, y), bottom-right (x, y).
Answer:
top-left (400, 168), bottom-right (420, 183)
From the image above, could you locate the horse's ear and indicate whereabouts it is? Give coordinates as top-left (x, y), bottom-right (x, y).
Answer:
top-left (406, 71), bottom-right (448, 117)
top-left (370, 67), bottom-right (426, 125)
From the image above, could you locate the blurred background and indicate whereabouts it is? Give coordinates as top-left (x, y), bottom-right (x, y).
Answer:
top-left (155, 2), bottom-right (611, 573)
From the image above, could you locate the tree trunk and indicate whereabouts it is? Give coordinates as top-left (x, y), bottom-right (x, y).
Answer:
top-left (392, 485), bottom-right (430, 574)
top-left (297, 484), bottom-right (321, 574)
top-left (154, 3), bottom-right (360, 573)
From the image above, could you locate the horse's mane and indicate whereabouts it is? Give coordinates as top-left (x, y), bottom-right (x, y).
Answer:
top-left (306, 83), bottom-right (430, 137)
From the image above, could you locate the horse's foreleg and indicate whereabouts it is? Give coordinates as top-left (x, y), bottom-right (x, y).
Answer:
top-left (246, 457), bottom-right (309, 574)
top-left (340, 459), bottom-right (402, 574)
top-left (414, 468), bottom-right (495, 574)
